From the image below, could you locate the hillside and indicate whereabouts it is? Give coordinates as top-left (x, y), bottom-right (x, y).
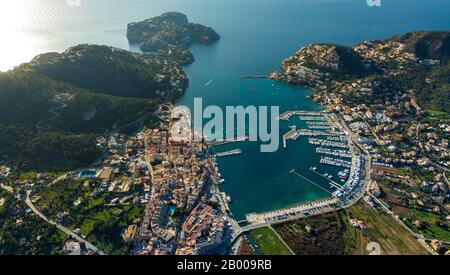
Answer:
top-left (391, 31), bottom-right (450, 60)
top-left (273, 30), bottom-right (450, 113)
top-left (0, 45), bottom-right (187, 171)
top-left (21, 44), bottom-right (188, 100)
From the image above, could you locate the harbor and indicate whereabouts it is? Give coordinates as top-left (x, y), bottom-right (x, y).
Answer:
top-left (308, 138), bottom-right (348, 148)
top-left (232, 110), bottom-right (369, 235)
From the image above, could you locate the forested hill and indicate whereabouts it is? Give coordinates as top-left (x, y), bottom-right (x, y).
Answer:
top-left (383, 31), bottom-right (450, 112)
top-left (0, 44), bottom-right (188, 171)
top-left (20, 44), bottom-right (188, 100)
top-left (274, 30), bottom-right (450, 113)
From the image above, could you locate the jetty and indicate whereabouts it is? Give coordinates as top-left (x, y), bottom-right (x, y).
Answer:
top-left (276, 110), bottom-right (325, 121)
top-left (308, 138), bottom-right (349, 149)
top-left (309, 168), bottom-right (342, 189)
top-left (215, 149), bottom-right (242, 157)
top-left (316, 147), bottom-right (352, 158)
top-left (298, 116), bottom-right (326, 121)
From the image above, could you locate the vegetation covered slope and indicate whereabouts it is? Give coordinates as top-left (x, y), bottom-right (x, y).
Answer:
top-left (275, 31), bottom-right (450, 113)
top-left (0, 44), bottom-right (187, 171)
top-left (21, 45), bottom-right (188, 100)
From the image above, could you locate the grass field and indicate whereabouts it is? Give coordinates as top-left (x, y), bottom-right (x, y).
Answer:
top-left (273, 201), bottom-right (429, 255)
top-left (250, 227), bottom-right (293, 255)
top-left (273, 210), bottom-right (354, 255)
top-left (348, 202), bottom-right (429, 255)
top-left (426, 108), bottom-right (448, 116)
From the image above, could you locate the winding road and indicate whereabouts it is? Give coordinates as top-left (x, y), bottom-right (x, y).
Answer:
top-left (24, 191), bottom-right (106, 255)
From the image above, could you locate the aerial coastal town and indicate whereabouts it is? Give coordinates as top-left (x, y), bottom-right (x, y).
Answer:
top-left (271, 31), bottom-right (450, 255)
top-left (0, 3), bottom-right (449, 256)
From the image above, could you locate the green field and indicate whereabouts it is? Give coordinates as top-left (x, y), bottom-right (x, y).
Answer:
top-left (250, 227), bottom-right (292, 255)
top-left (348, 202), bottom-right (429, 255)
top-left (426, 108), bottom-right (448, 116)
top-left (272, 202), bottom-right (429, 255)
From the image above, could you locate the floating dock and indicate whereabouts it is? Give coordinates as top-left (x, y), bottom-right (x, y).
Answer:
top-left (308, 138), bottom-right (349, 149)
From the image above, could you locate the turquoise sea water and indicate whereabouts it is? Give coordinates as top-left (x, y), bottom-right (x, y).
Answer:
top-left (2, 0), bottom-right (450, 219)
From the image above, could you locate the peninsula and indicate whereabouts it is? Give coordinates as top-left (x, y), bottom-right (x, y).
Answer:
top-left (127, 12), bottom-right (220, 65)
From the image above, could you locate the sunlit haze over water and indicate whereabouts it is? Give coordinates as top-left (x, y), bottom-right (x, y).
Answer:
top-left (0, 0), bottom-right (72, 71)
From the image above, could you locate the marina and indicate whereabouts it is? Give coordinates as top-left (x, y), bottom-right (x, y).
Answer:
top-left (297, 129), bottom-right (333, 137)
top-left (276, 110), bottom-right (325, 121)
top-left (309, 167), bottom-right (342, 189)
top-left (308, 138), bottom-right (349, 148)
top-left (320, 157), bottom-right (352, 168)
top-left (316, 147), bottom-right (352, 158)
top-left (298, 116), bottom-right (326, 121)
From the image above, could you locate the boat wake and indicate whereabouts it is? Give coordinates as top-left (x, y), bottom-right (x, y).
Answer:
top-left (204, 74), bottom-right (217, 87)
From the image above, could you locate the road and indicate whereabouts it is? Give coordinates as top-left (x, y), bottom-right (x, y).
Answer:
top-left (269, 226), bottom-right (295, 255)
top-left (366, 191), bottom-right (437, 255)
top-left (116, 112), bottom-right (152, 132)
top-left (24, 191), bottom-right (106, 255)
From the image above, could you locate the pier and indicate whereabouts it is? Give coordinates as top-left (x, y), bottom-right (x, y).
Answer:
top-left (282, 127), bottom-right (299, 148)
top-left (320, 157), bottom-right (351, 168)
top-left (289, 169), bottom-right (332, 194)
top-left (215, 149), bottom-right (242, 157)
top-left (209, 136), bottom-right (248, 146)
top-left (309, 168), bottom-right (342, 189)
